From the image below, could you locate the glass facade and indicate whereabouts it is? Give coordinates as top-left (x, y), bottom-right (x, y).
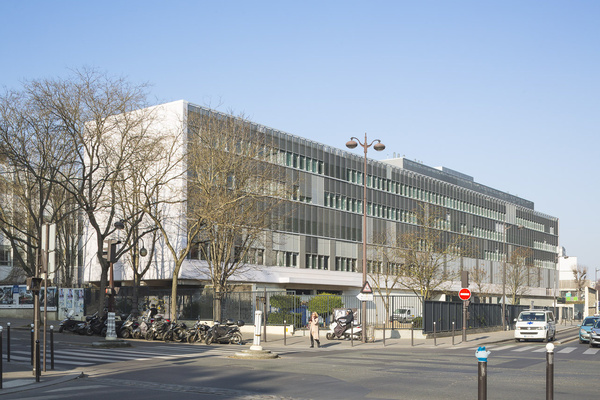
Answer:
top-left (187, 104), bottom-right (559, 293)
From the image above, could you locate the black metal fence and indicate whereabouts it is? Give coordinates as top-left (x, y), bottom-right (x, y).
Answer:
top-left (85, 286), bottom-right (556, 334)
top-left (422, 301), bottom-right (547, 334)
top-left (86, 286), bottom-right (422, 327)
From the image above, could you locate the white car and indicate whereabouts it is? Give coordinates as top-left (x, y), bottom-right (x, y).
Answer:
top-left (514, 310), bottom-right (556, 342)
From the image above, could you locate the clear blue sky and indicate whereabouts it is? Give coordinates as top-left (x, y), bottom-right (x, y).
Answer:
top-left (2, 1), bottom-right (599, 271)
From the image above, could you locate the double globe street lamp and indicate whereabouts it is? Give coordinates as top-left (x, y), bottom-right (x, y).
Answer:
top-left (346, 134), bottom-right (385, 342)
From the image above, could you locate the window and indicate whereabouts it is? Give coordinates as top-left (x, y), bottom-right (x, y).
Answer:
top-left (0, 246), bottom-right (10, 265)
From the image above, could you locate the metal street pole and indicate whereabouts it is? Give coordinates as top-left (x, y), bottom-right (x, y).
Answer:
top-left (501, 222), bottom-right (507, 331)
top-left (347, 134), bottom-right (385, 343)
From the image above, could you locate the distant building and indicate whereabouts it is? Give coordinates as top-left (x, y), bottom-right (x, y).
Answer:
top-left (557, 248), bottom-right (598, 318)
top-left (83, 101), bottom-right (560, 307)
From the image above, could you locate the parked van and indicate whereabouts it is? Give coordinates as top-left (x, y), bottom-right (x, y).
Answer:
top-left (514, 310), bottom-right (556, 342)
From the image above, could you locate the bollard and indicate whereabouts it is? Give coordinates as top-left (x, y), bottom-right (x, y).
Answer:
top-left (283, 320), bottom-right (286, 346)
top-left (476, 346), bottom-right (491, 400)
top-left (383, 320), bottom-right (386, 347)
top-left (546, 343), bottom-right (554, 400)
top-left (6, 322), bottom-right (10, 363)
top-left (0, 326), bottom-right (3, 389)
top-left (351, 324), bottom-right (354, 347)
top-left (452, 321), bottom-right (455, 346)
top-left (30, 323), bottom-right (34, 365)
top-left (411, 321), bottom-right (414, 346)
top-left (433, 322), bottom-right (437, 346)
top-left (250, 310), bottom-right (263, 351)
top-left (50, 325), bottom-right (55, 370)
top-left (35, 339), bottom-right (40, 382)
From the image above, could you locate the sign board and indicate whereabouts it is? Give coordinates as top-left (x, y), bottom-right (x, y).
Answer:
top-left (356, 292), bottom-right (374, 302)
top-left (361, 281), bottom-right (373, 294)
top-left (459, 288), bottom-right (472, 301)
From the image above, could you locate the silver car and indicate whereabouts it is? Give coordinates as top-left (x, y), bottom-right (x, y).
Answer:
top-left (589, 319), bottom-right (600, 348)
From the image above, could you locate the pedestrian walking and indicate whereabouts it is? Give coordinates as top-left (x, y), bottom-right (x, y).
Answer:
top-left (308, 311), bottom-right (320, 348)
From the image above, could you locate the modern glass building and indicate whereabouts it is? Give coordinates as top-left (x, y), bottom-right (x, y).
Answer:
top-left (86, 100), bottom-right (560, 306)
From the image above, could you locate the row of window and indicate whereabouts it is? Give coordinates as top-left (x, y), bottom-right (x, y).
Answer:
top-left (517, 217), bottom-right (546, 233)
top-left (306, 254), bottom-right (329, 270)
top-left (270, 150), bottom-right (325, 175)
top-left (347, 169), bottom-right (506, 221)
top-left (346, 168), bottom-right (551, 236)
top-left (534, 241), bottom-right (556, 252)
top-left (270, 148), bottom-right (551, 240)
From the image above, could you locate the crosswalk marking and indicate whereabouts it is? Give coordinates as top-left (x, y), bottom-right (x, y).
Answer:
top-left (583, 348), bottom-right (600, 355)
top-left (512, 346), bottom-right (536, 352)
top-left (4, 353), bottom-right (95, 366)
top-left (557, 347), bottom-right (576, 353)
top-left (2, 343), bottom-right (243, 370)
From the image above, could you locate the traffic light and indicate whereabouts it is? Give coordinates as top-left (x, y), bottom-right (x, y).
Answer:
top-left (26, 277), bottom-right (43, 292)
top-left (461, 270), bottom-right (469, 288)
top-left (102, 240), bottom-right (121, 263)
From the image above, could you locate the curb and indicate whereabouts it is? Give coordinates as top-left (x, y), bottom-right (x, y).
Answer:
top-left (0, 372), bottom-right (82, 395)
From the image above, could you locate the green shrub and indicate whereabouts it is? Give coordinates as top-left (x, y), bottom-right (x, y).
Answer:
top-left (269, 294), bottom-right (300, 311)
top-left (412, 317), bottom-right (423, 328)
top-left (307, 293), bottom-right (344, 316)
top-left (268, 311), bottom-right (302, 327)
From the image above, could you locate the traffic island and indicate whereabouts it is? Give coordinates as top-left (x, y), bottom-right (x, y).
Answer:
top-left (232, 348), bottom-right (279, 359)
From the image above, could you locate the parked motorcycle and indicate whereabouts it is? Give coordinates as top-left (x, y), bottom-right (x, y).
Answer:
top-left (205, 319), bottom-right (244, 345)
top-left (145, 315), bottom-right (170, 340)
top-left (58, 309), bottom-right (82, 333)
top-left (163, 320), bottom-right (188, 342)
top-left (186, 319), bottom-right (210, 343)
top-left (84, 312), bottom-right (107, 336)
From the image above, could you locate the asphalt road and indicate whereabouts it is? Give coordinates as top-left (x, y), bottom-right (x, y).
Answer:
top-left (1, 327), bottom-right (596, 400)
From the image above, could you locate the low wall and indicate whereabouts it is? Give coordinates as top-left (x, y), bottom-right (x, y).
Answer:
top-left (0, 309), bottom-right (58, 320)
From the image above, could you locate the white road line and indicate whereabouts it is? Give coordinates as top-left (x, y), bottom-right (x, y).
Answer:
top-left (583, 348), bottom-right (600, 355)
top-left (557, 347), bottom-right (577, 353)
top-left (4, 354), bottom-right (94, 366)
top-left (511, 346), bottom-right (536, 352)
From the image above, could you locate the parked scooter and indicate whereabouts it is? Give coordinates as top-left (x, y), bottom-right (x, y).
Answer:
top-left (326, 309), bottom-right (362, 341)
top-left (132, 309), bottom-right (153, 339)
top-left (205, 319), bottom-right (244, 345)
top-left (119, 314), bottom-right (139, 339)
top-left (58, 309), bottom-right (82, 333)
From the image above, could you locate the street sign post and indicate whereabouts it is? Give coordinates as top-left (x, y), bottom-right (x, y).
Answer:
top-left (356, 293), bottom-right (374, 302)
top-left (459, 288), bottom-right (471, 343)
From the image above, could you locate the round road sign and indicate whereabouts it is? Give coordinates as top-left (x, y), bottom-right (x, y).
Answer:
top-left (459, 288), bottom-right (471, 301)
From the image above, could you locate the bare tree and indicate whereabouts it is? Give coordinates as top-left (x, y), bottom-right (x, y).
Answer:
top-left (183, 108), bottom-right (291, 321)
top-left (21, 68), bottom-right (155, 314)
top-left (572, 264), bottom-right (588, 299)
top-left (506, 247), bottom-right (533, 305)
top-left (469, 262), bottom-right (490, 303)
top-left (0, 87), bottom-right (77, 281)
top-left (368, 232), bottom-right (402, 321)
top-left (398, 204), bottom-right (476, 302)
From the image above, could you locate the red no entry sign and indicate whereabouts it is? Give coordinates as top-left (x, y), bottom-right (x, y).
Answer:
top-left (459, 288), bottom-right (471, 301)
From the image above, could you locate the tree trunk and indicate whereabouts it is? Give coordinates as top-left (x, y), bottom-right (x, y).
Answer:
top-left (131, 274), bottom-right (140, 317)
top-left (213, 290), bottom-right (223, 322)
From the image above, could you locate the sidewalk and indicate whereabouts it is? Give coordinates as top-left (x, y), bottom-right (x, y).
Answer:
top-left (0, 318), bottom-right (579, 395)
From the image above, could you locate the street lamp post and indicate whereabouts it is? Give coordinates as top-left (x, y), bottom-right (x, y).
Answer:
top-left (346, 133), bottom-right (385, 343)
top-left (501, 222), bottom-right (523, 330)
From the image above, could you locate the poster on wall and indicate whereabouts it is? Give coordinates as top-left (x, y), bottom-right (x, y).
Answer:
top-left (58, 288), bottom-right (84, 319)
top-left (0, 285), bottom-right (57, 311)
